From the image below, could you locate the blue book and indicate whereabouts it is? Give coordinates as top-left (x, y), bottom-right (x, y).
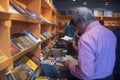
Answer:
top-left (5, 71), bottom-right (14, 80)
top-left (22, 30), bottom-right (41, 43)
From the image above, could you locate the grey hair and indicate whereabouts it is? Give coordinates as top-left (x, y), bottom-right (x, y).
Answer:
top-left (73, 7), bottom-right (95, 23)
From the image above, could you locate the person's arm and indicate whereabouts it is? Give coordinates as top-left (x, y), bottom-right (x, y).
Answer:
top-left (64, 35), bottom-right (95, 79)
top-left (72, 39), bottom-right (78, 52)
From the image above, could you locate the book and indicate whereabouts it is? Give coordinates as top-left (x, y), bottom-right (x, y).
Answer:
top-left (61, 35), bottom-right (73, 41)
top-left (9, 5), bottom-right (20, 14)
top-left (11, 33), bottom-right (32, 49)
top-left (22, 30), bottom-right (41, 43)
top-left (51, 48), bottom-right (65, 58)
top-left (17, 35), bottom-right (33, 48)
top-left (11, 43), bottom-right (20, 56)
top-left (26, 52), bottom-right (40, 64)
top-left (11, 38), bottom-right (25, 50)
top-left (20, 55), bottom-right (38, 71)
top-left (35, 76), bottom-right (49, 80)
top-left (10, 65), bottom-right (33, 80)
top-left (10, 0), bottom-right (30, 17)
top-left (5, 71), bottom-right (14, 80)
top-left (40, 60), bottom-right (61, 77)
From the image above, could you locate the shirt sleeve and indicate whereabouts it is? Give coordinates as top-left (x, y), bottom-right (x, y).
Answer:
top-left (69, 34), bottom-right (96, 80)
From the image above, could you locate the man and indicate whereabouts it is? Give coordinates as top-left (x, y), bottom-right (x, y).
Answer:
top-left (63, 7), bottom-right (116, 80)
top-left (64, 19), bottom-right (78, 57)
top-left (64, 19), bottom-right (76, 37)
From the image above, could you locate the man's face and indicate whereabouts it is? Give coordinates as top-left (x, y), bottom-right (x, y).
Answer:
top-left (74, 19), bottom-right (85, 33)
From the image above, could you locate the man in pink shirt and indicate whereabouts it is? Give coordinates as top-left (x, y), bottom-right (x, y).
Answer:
top-left (63, 7), bottom-right (116, 80)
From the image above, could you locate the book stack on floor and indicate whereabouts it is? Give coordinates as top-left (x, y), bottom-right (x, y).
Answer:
top-left (11, 30), bottom-right (41, 56)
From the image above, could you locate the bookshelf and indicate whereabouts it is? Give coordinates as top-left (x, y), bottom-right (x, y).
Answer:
top-left (57, 15), bottom-right (72, 38)
top-left (0, 0), bottom-right (58, 79)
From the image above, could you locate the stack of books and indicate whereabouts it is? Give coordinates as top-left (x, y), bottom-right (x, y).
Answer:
top-left (11, 30), bottom-right (41, 56)
top-left (9, 0), bottom-right (52, 24)
top-left (5, 54), bottom-right (39, 80)
top-left (41, 30), bottom-right (52, 39)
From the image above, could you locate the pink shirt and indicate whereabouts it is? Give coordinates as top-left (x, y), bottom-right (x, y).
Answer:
top-left (69, 21), bottom-right (116, 80)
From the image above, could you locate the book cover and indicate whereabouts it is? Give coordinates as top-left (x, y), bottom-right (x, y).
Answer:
top-left (26, 52), bottom-right (40, 64)
top-left (11, 38), bottom-right (25, 50)
top-left (22, 30), bottom-right (41, 43)
top-left (24, 35), bottom-right (36, 45)
top-left (10, 0), bottom-right (30, 17)
top-left (61, 35), bottom-right (73, 41)
top-left (5, 71), bottom-right (14, 80)
top-left (11, 43), bottom-right (20, 56)
top-left (10, 65), bottom-right (33, 80)
top-left (17, 36), bottom-right (33, 48)
top-left (11, 33), bottom-right (28, 49)
top-left (20, 55), bottom-right (38, 71)
top-left (9, 5), bottom-right (20, 14)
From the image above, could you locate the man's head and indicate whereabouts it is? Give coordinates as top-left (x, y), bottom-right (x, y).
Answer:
top-left (73, 7), bottom-right (95, 33)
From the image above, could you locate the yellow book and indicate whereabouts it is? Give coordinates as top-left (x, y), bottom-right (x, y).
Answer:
top-left (35, 76), bottom-right (49, 80)
top-left (20, 56), bottom-right (38, 71)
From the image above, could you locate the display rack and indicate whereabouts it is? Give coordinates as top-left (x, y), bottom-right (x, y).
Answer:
top-left (0, 0), bottom-right (58, 79)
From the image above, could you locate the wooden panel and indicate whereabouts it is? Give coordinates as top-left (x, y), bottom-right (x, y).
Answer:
top-left (0, 0), bottom-right (9, 11)
top-left (41, 0), bottom-right (51, 9)
top-left (13, 43), bottom-right (39, 61)
top-left (41, 7), bottom-right (52, 22)
top-left (11, 21), bottom-right (27, 34)
top-left (0, 12), bottom-right (42, 23)
top-left (27, 0), bottom-right (41, 16)
top-left (0, 21), bottom-right (11, 56)
top-left (14, 0), bottom-right (28, 8)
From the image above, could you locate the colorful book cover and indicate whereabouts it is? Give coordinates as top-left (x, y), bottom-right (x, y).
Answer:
top-left (20, 55), bottom-right (38, 71)
top-left (11, 43), bottom-right (20, 56)
top-left (10, 65), bottom-right (32, 80)
top-left (26, 52), bottom-right (40, 64)
top-left (11, 38), bottom-right (25, 50)
top-left (5, 71), bottom-right (14, 80)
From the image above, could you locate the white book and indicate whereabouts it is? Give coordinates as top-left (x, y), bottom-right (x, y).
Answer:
top-left (61, 35), bottom-right (73, 41)
top-left (9, 5), bottom-right (20, 14)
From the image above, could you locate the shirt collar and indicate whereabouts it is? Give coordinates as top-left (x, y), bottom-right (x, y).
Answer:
top-left (85, 21), bottom-right (100, 32)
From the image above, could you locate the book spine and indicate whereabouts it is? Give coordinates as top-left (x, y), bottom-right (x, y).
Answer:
top-left (5, 71), bottom-right (14, 80)
top-left (22, 30), bottom-right (40, 43)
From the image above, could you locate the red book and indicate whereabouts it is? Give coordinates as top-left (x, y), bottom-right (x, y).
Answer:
top-left (11, 43), bottom-right (20, 56)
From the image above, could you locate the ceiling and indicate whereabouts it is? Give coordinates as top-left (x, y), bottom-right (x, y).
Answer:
top-left (53, 0), bottom-right (120, 12)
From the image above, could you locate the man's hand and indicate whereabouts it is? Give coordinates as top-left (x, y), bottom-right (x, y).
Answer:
top-left (63, 60), bottom-right (72, 68)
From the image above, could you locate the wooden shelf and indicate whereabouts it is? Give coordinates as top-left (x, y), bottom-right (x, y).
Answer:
top-left (0, 12), bottom-right (43, 23)
top-left (0, 0), bottom-right (58, 79)
top-left (103, 17), bottom-right (120, 21)
top-left (13, 43), bottom-right (39, 61)
top-left (0, 57), bottom-right (12, 71)
top-left (41, 0), bottom-right (51, 9)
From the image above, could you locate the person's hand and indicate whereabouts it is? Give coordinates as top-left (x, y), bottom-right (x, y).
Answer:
top-left (72, 39), bottom-right (76, 46)
top-left (63, 60), bottom-right (72, 68)
top-left (68, 39), bottom-right (73, 43)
